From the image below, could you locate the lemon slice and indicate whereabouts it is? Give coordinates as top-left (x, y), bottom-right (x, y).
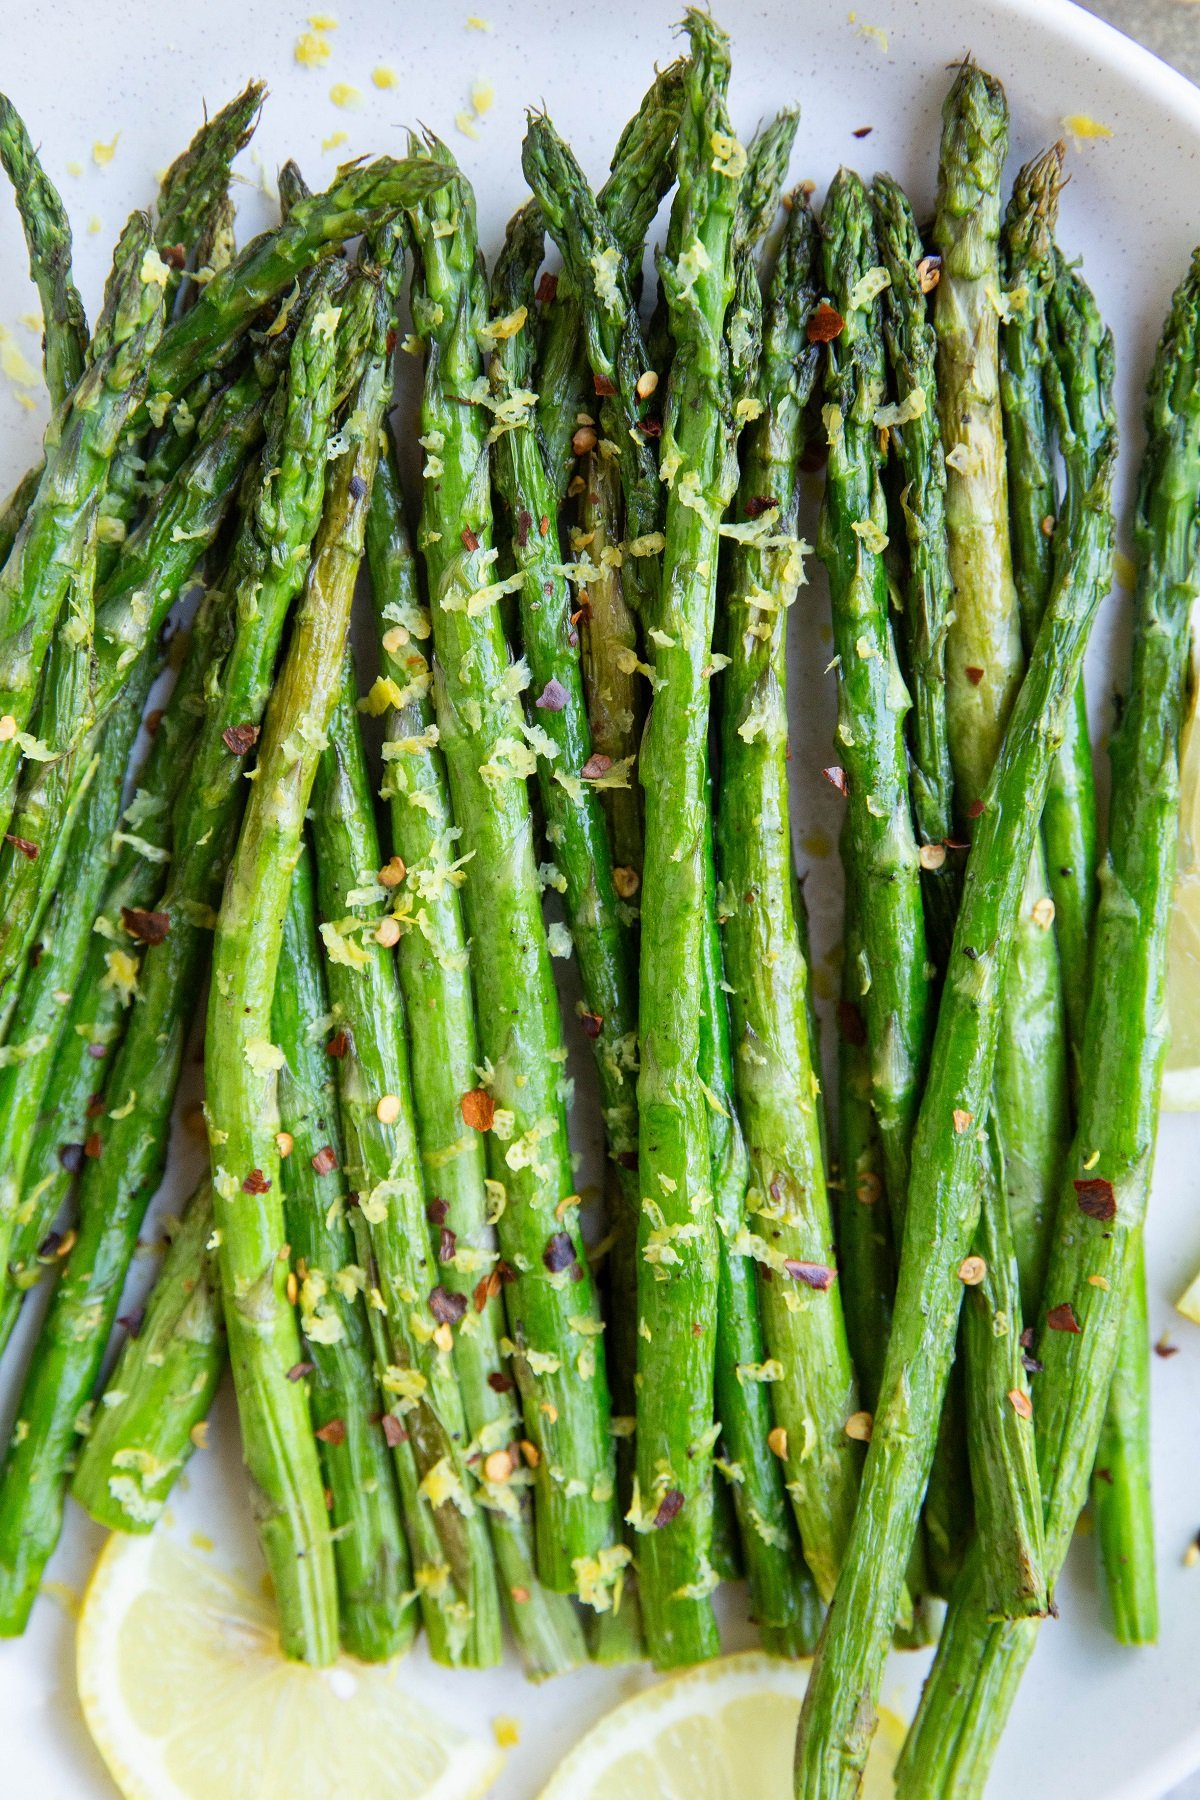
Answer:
top-left (77, 1530), bottom-right (503, 1800)
top-left (538, 1650), bottom-right (904, 1798)
top-left (1163, 606), bottom-right (1200, 1109)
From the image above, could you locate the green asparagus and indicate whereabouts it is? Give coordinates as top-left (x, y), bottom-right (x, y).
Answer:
top-left (407, 134), bottom-right (618, 1603)
top-left (0, 94), bottom-right (87, 405)
top-left (273, 840), bottom-right (417, 1663)
top-left (365, 435), bottom-right (586, 1676)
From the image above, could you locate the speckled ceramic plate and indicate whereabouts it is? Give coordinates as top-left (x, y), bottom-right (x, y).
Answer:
top-left (1, 1), bottom-right (1199, 1795)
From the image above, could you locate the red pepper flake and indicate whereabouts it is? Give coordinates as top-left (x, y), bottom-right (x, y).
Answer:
top-left (461, 1086), bottom-right (495, 1132)
top-left (784, 1259), bottom-right (837, 1290)
top-left (952, 1108), bottom-right (973, 1134)
top-left (311, 1145), bottom-right (338, 1176)
top-left (535, 271), bottom-right (558, 306)
top-left (222, 723), bottom-right (259, 756)
top-left (581, 752), bottom-right (612, 781)
top-left (429, 1284), bottom-right (467, 1325)
top-left (822, 764), bottom-right (849, 797)
top-left (1021, 1350), bottom-right (1044, 1374)
top-left (617, 1149), bottom-right (638, 1170)
top-left (837, 1000), bottom-right (866, 1047)
top-left (121, 905), bottom-right (170, 944)
top-left (640, 415), bottom-right (663, 440)
top-left (1074, 1176), bottom-right (1116, 1222)
top-left (1007, 1388), bottom-right (1033, 1420)
top-left (286, 1361), bottom-right (315, 1382)
top-left (427, 1196), bottom-right (449, 1225)
top-left (461, 527), bottom-right (479, 552)
top-left (326, 1030), bottom-right (349, 1059)
top-left (118, 1308), bottom-right (145, 1339)
top-left (1155, 1334), bottom-right (1180, 1359)
top-left (488, 1370), bottom-right (515, 1393)
top-left (385, 327), bottom-right (398, 355)
top-left (438, 1225), bottom-right (457, 1263)
top-left (542, 1231), bottom-right (577, 1274)
top-left (58, 1142), bottom-right (85, 1174)
top-left (964, 665), bottom-right (985, 687)
top-left (242, 1168), bottom-right (271, 1194)
top-left (539, 514), bottom-right (550, 537)
top-left (145, 708), bottom-right (164, 736)
top-left (744, 495), bottom-right (776, 518)
top-left (161, 242), bottom-right (187, 270)
top-left (965, 798), bottom-right (986, 820)
top-left (852, 125), bottom-right (874, 138)
top-left (593, 372), bottom-right (616, 396)
top-left (84, 1132), bottom-right (102, 1159)
top-left (381, 1413), bottom-right (407, 1447)
top-left (474, 1271), bottom-right (500, 1312)
top-left (314, 1418), bottom-right (347, 1446)
top-left (579, 1009), bottom-right (604, 1039)
top-left (86, 1092), bottom-right (106, 1119)
top-left (4, 833), bottom-right (37, 861)
top-left (516, 509), bottom-right (532, 548)
top-left (916, 254), bottom-right (942, 294)
top-left (653, 1488), bottom-right (685, 1529)
top-left (1046, 1301), bottom-right (1081, 1334)
top-left (807, 303), bottom-right (845, 344)
top-left (536, 678), bottom-right (568, 712)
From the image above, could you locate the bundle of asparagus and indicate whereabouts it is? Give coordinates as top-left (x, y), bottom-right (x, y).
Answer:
top-left (0, 14), bottom-right (1192, 1795)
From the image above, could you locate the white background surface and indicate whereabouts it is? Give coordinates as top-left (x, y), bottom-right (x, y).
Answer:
top-left (0, 0), bottom-right (1199, 1795)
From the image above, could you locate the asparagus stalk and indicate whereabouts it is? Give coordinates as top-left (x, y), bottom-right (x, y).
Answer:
top-left (533, 61), bottom-right (685, 503)
top-left (628, 12), bottom-right (745, 1668)
top-left (0, 591), bottom-right (225, 1347)
top-left (365, 436), bottom-right (585, 1676)
top-left (871, 173), bottom-right (958, 950)
top-left (578, 451), bottom-right (643, 873)
top-left (1091, 1238), bottom-right (1156, 1644)
top-left (791, 265), bottom-right (1117, 1800)
top-left (818, 169), bottom-right (931, 1245)
top-left (147, 153), bottom-right (452, 396)
top-left (899, 263), bottom-right (1200, 1800)
top-left (0, 212), bottom-right (164, 844)
top-left (716, 187), bottom-right (863, 1605)
top-left (70, 1179), bottom-right (225, 1531)
top-left (272, 840), bottom-right (418, 1662)
top-left (310, 657), bottom-right (503, 1668)
top-left (154, 81), bottom-right (264, 314)
top-left (0, 647), bottom-right (156, 1288)
top-left (935, 67), bottom-right (1071, 1314)
top-left (522, 114), bottom-right (665, 623)
top-left (0, 94), bottom-right (87, 404)
top-left (489, 199), bottom-right (642, 1405)
top-left (0, 466), bottom-right (40, 572)
top-left (407, 136), bottom-right (618, 1603)
top-left (205, 270), bottom-right (389, 1665)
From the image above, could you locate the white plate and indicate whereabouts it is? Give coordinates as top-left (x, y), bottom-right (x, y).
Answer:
top-left (1, 0), bottom-right (1199, 1795)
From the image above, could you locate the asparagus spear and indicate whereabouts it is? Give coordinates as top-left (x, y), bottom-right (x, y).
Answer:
top-left (578, 451), bottom-right (643, 873)
top-left (899, 262), bottom-right (1200, 1800)
top-left (272, 840), bottom-right (418, 1663)
top-left (310, 658), bottom-right (503, 1668)
top-left (0, 648), bottom-right (156, 1288)
top-left (154, 81), bottom-right (264, 315)
top-left (0, 466), bottom-right (40, 572)
top-left (147, 153), bottom-right (452, 396)
top-left (791, 265), bottom-right (1117, 1800)
top-left (533, 61), bottom-right (685, 504)
top-left (522, 114), bottom-right (665, 623)
top-left (0, 591), bottom-right (225, 1347)
top-left (488, 199), bottom-right (641, 1384)
top-left (0, 94), bottom-right (87, 405)
top-left (205, 270), bottom-right (389, 1666)
top-left (871, 173), bottom-right (958, 951)
top-left (1091, 1237), bottom-right (1156, 1644)
top-left (935, 66), bottom-right (1071, 1313)
top-left (407, 136), bottom-right (618, 1603)
top-left (627, 12), bottom-right (745, 1668)
top-left (0, 213), bottom-right (164, 843)
top-left (818, 168), bottom-right (931, 1245)
top-left (365, 436), bottom-right (585, 1676)
top-left (716, 187), bottom-right (863, 1606)
top-left (70, 1179), bottom-right (225, 1531)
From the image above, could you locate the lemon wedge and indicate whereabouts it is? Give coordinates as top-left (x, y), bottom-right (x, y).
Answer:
top-left (1164, 608), bottom-right (1200, 1109)
top-left (538, 1650), bottom-right (904, 1798)
top-left (77, 1530), bottom-right (503, 1800)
